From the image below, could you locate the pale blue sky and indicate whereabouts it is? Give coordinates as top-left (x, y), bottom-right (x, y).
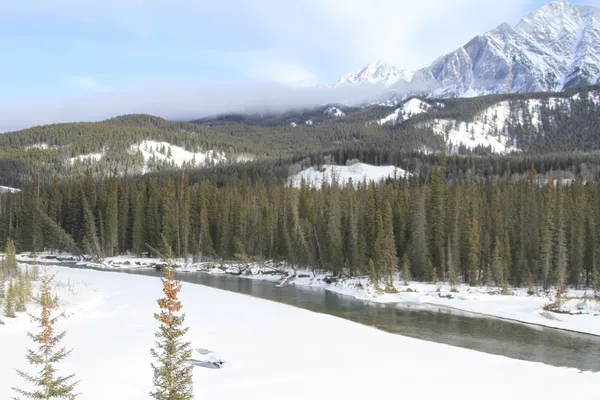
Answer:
top-left (0, 0), bottom-right (598, 129)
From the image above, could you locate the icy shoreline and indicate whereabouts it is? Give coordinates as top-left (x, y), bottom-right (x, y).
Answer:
top-left (2, 265), bottom-right (600, 399)
top-left (15, 253), bottom-right (600, 336)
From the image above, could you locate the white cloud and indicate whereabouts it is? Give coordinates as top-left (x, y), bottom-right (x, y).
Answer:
top-left (1, 0), bottom-right (598, 132)
top-left (0, 81), bottom-right (390, 131)
top-left (4, 0), bottom-right (544, 74)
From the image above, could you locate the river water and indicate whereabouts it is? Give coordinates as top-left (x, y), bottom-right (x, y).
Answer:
top-left (49, 261), bottom-right (600, 372)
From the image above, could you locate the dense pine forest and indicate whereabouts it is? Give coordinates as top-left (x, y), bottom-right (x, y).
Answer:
top-left (1, 156), bottom-right (599, 291)
top-left (1, 85), bottom-right (599, 291)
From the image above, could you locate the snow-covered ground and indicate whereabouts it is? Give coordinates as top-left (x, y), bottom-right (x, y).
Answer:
top-left (25, 143), bottom-right (59, 151)
top-left (18, 253), bottom-right (599, 337)
top-left (129, 140), bottom-right (226, 172)
top-left (378, 98), bottom-right (431, 125)
top-left (424, 91), bottom-right (600, 154)
top-left (68, 152), bottom-right (103, 165)
top-left (0, 185), bottom-right (20, 193)
top-left (324, 106), bottom-right (345, 118)
top-left (426, 101), bottom-right (516, 154)
top-left (290, 163), bottom-right (409, 188)
top-left (1, 265), bottom-right (598, 400)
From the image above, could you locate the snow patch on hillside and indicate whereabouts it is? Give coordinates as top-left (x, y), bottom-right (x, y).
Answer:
top-left (379, 98), bottom-right (430, 125)
top-left (427, 92), bottom-right (600, 153)
top-left (68, 153), bottom-right (103, 165)
top-left (25, 143), bottom-right (59, 151)
top-left (129, 140), bottom-right (226, 172)
top-left (426, 101), bottom-right (516, 154)
top-left (291, 163), bottom-right (408, 188)
top-left (0, 186), bottom-right (19, 193)
top-left (324, 106), bottom-right (345, 118)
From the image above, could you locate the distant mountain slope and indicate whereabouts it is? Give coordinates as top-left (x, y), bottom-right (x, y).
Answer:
top-left (1, 85), bottom-right (599, 187)
top-left (336, 1), bottom-right (600, 104)
top-left (191, 105), bottom-right (360, 127)
top-left (334, 61), bottom-right (414, 87)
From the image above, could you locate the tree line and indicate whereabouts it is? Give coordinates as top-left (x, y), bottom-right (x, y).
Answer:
top-left (1, 160), bottom-right (600, 292)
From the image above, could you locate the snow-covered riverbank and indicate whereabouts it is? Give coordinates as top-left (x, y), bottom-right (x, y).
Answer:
top-left (15, 253), bottom-right (600, 336)
top-left (1, 265), bottom-right (599, 400)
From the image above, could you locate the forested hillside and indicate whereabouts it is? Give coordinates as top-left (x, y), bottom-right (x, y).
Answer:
top-left (1, 85), bottom-right (599, 190)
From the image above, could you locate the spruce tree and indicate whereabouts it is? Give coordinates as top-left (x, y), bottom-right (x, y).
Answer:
top-left (401, 253), bottom-right (410, 285)
top-left (369, 258), bottom-right (379, 288)
top-left (491, 236), bottom-right (504, 288)
top-left (554, 182), bottom-right (568, 294)
top-left (13, 273), bottom-right (78, 399)
top-left (16, 271), bottom-right (28, 312)
top-left (4, 279), bottom-right (16, 318)
top-left (150, 262), bottom-right (194, 400)
top-left (6, 238), bottom-right (17, 277)
top-left (468, 215), bottom-right (480, 286)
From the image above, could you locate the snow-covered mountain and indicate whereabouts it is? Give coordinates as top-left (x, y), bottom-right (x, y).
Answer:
top-left (335, 61), bottom-right (414, 87)
top-left (336, 1), bottom-right (600, 104)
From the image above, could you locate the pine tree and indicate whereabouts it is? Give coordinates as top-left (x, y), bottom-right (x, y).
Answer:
top-left (13, 273), bottom-right (78, 399)
top-left (4, 279), bottom-right (16, 318)
top-left (491, 236), bottom-right (504, 288)
top-left (539, 175), bottom-right (555, 290)
top-left (380, 201), bottom-right (397, 288)
top-left (429, 163), bottom-right (446, 278)
top-left (105, 183), bottom-right (119, 258)
top-left (401, 253), bottom-right (410, 285)
top-left (554, 182), bottom-right (568, 294)
top-left (16, 271), bottom-right (28, 312)
top-left (6, 238), bottom-right (18, 277)
top-left (150, 262), bottom-right (194, 400)
top-left (0, 268), bottom-right (5, 300)
top-left (468, 215), bottom-right (480, 286)
top-left (132, 184), bottom-right (146, 256)
top-left (409, 187), bottom-right (428, 280)
top-left (369, 258), bottom-right (379, 288)
top-left (483, 263), bottom-right (493, 287)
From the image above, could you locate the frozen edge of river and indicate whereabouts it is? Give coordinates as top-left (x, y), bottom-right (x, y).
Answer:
top-left (15, 253), bottom-right (600, 337)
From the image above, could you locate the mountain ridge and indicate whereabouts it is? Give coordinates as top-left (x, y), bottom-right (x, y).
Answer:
top-left (336, 1), bottom-right (600, 104)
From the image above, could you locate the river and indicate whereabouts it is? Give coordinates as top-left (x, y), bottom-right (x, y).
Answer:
top-left (46, 261), bottom-right (600, 372)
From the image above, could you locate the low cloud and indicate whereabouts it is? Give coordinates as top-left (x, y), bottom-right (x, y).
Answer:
top-left (0, 81), bottom-right (392, 132)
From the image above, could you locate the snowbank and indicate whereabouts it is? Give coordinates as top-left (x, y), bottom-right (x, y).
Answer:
top-left (0, 185), bottom-right (20, 193)
top-left (1, 266), bottom-right (598, 400)
top-left (14, 253), bottom-right (600, 336)
top-left (290, 163), bottom-right (408, 188)
top-left (129, 140), bottom-right (226, 172)
top-left (378, 98), bottom-right (430, 125)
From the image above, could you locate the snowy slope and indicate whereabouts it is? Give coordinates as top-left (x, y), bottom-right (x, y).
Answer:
top-left (424, 101), bottom-right (515, 153)
top-left (323, 106), bottom-right (345, 118)
top-left (335, 61), bottom-right (414, 87)
top-left (291, 163), bottom-right (408, 188)
top-left (129, 140), bottom-right (226, 173)
top-left (0, 185), bottom-right (20, 193)
top-left (336, 2), bottom-right (600, 104)
top-left (24, 143), bottom-right (59, 151)
top-left (68, 153), bottom-right (104, 165)
top-left (378, 98), bottom-right (431, 125)
top-left (1, 266), bottom-right (599, 400)
top-left (422, 91), bottom-right (600, 153)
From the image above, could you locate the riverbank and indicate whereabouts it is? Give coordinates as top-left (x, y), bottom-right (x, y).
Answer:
top-left (15, 253), bottom-right (600, 336)
top-left (1, 265), bottom-right (599, 399)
